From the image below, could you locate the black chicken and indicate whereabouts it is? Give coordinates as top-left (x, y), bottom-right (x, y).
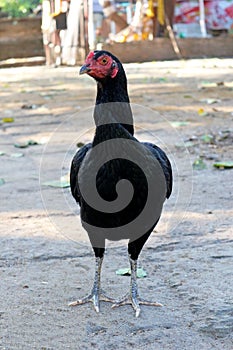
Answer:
top-left (69, 50), bottom-right (172, 317)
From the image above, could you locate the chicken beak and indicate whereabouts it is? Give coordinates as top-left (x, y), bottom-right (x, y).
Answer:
top-left (79, 64), bottom-right (90, 75)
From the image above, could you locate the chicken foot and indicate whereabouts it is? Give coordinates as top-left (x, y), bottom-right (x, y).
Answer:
top-left (112, 256), bottom-right (162, 317)
top-left (69, 256), bottom-right (115, 313)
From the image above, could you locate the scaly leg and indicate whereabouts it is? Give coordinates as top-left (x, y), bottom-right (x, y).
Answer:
top-left (112, 255), bottom-right (162, 317)
top-left (69, 256), bottom-right (115, 313)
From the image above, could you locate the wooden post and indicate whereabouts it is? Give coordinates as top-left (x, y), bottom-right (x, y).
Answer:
top-left (199, 0), bottom-right (207, 37)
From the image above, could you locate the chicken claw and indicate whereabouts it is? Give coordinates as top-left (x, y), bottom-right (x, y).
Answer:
top-left (112, 257), bottom-right (162, 317)
top-left (69, 257), bottom-right (115, 313)
top-left (69, 289), bottom-right (115, 313)
top-left (112, 293), bottom-right (162, 317)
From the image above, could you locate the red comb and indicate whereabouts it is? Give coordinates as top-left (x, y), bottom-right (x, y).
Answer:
top-left (86, 51), bottom-right (95, 60)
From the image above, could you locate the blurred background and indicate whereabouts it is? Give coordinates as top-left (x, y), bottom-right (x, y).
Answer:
top-left (0, 0), bottom-right (233, 67)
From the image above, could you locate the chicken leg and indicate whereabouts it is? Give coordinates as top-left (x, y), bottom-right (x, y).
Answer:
top-left (112, 255), bottom-right (162, 317)
top-left (69, 256), bottom-right (115, 312)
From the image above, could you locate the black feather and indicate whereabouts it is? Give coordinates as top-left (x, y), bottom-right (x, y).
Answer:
top-left (70, 51), bottom-right (173, 258)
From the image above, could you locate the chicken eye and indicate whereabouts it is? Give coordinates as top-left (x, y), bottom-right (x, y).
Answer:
top-left (100, 57), bottom-right (108, 65)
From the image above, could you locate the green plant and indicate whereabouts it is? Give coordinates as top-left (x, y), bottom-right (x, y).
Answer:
top-left (0, 0), bottom-right (41, 18)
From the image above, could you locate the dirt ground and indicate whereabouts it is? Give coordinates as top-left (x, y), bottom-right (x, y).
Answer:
top-left (0, 58), bottom-right (233, 350)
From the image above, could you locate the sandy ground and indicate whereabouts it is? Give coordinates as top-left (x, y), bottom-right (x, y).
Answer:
top-left (0, 58), bottom-right (233, 349)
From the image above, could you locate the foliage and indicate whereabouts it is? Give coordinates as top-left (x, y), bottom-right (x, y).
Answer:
top-left (0, 0), bottom-right (41, 18)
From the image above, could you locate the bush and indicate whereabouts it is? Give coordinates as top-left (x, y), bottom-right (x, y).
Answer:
top-left (0, 0), bottom-right (41, 18)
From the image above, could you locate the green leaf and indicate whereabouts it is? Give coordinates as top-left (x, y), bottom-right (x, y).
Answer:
top-left (116, 268), bottom-right (130, 276)
top-left (213, 162), bottom-right (233, 169)
top-left (2, 117), bottom-right (14, 123)
top-left (14, 140), bottom-right (39, 148)
top-left (0, 0), bottom-right (34, 18)
top-left (27, 140), bottom-right (38, 146)
top-left (116, 267), bottom-right (147, 278)
top-left (10, 153), bottom-right (24, 158)
top-left (199, 82), bottom-right (217, 89)
top-left (184, 141), bottom-right (195, 148)
top-left (0, 178), bottom-right (5, 186)
top-left (200, 98), bottom-right (221, 104)
top-left (14, 142), bottom-right (29, 149)
top-left (77, 142), bottom-right (85, 148)
top-left (201, 134), bottom-right (214, 143)
top-left (136, 268), bottom-right (147, 278)
top-left (21, 104), bottom-right (38, 110)
top-left (159, 77), bottom-right (167, 82)
top-left (193, 158), bottom-right (207, 170)
top-left (42, 180), bottom-right (70, 188)
top-left (170, 121), bottom-right (190, 128)
top-left (0, 151), bottom-right (5, 156)
top-left (206, 98), bottom-right (220, 104)
top-left (175, 141), bottom-right (195, 149)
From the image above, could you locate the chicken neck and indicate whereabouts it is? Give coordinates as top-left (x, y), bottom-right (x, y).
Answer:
top-left (93, 75), bottom-right (134, 137)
